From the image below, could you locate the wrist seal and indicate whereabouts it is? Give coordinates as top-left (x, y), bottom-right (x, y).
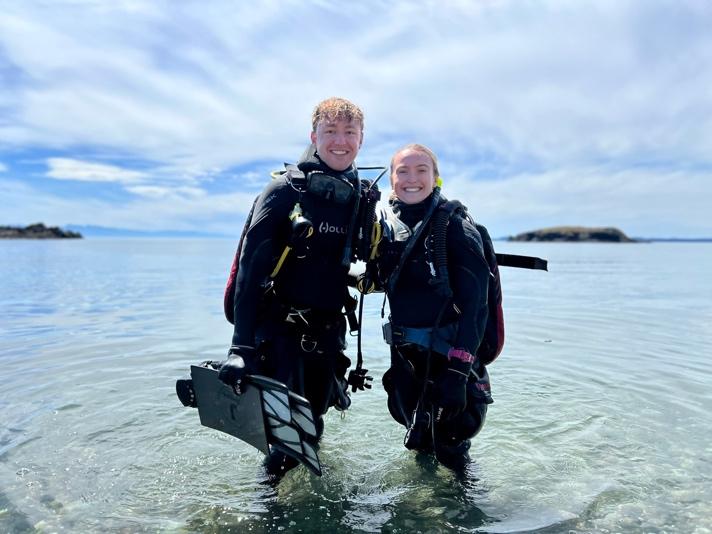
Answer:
top-left (447, 347), bottom-right (475, 364)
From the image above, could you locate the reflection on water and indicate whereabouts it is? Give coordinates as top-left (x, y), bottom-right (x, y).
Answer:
top-left (1, 239), bottom-right (711, 533)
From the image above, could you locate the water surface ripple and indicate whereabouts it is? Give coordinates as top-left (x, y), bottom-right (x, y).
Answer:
top-left (1, 240), bottom-right (711, 533)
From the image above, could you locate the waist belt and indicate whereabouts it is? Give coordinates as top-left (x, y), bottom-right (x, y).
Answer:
top-left (382, 321), bottom-right (457, 356)
top-left (284, 308), bottom-right (345, 353)
top-left (285, 308), bottom-right (343, 330)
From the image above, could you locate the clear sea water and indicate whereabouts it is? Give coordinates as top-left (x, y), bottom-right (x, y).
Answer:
top-left (1, 239), bottom-right (711, 533)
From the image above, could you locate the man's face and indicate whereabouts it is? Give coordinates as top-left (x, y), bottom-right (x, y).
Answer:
top-left (310, 118), bottom-right (363, 171)
top-left (390, 149), bottom-right (436, 205)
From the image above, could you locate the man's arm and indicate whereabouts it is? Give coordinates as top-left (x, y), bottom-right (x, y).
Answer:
top-left (231, 178), bottom-right (294, 346)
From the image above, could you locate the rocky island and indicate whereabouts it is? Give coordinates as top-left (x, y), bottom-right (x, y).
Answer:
top-left (509, 226), bottom-right (635, 242)
top-left (0, 223), bottom-right (82, 239)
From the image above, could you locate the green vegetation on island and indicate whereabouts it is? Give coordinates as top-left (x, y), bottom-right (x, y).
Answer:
top-left (0, 223), bottom-right (83, 239)
top-left (509, 226), bottom-right (635, 242)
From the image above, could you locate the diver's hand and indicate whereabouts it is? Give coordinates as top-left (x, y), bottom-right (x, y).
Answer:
top-left (218, 345), bottom-right (255, 394)
top-left (347, 367), bottom-right (373, 393)
top-left (472, 365), bottom-right (493, 404)
top-left (432, 358), bottom-right (471, 421)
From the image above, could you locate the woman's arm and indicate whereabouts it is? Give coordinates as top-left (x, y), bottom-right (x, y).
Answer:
top-left (448, 216), bottom-right (490, 353)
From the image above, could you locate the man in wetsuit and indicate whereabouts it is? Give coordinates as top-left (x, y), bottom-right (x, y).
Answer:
top-left (218, 97), bottom-right (369, 477)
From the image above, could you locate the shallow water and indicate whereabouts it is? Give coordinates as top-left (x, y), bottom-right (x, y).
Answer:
top-left (1, 239), bottom-right (711, 533)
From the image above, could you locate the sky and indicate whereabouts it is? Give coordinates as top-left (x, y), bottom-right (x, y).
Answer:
top-left (1, 0), bottom-right (711, 238)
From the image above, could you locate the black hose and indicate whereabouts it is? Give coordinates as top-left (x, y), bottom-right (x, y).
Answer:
top-left (356, 292), bottom-right (365, 370)
top-left (341, 176), bottom-right (361, 267)
top-left (428, 206), bottom-right (453, 299)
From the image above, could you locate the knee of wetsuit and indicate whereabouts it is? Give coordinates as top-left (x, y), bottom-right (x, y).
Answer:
top-left (335, 352), bottom-right (351, 377)
top-left (454, 402), bottom-right (487, 441)
top-left (382, 368), bottom-right (393, 393)
top-left (381, 369), bottom-right (404, 424)
top-left (386, 397), bottom-right (409, 427)
top-left (382, 366), bottom-right (421, 428)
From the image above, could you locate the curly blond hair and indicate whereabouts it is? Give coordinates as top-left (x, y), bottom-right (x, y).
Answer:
top-left (311, 97), bottom-right (364, 132)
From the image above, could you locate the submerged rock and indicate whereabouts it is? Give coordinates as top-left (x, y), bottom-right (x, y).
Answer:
top-left (0, 223), bottom-right (83, 239)
top-left (509, 226), bottom-right (634, 242)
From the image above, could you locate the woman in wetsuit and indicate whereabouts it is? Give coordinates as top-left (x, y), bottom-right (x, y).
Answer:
top-left (374, 144), bottom-right (494, 471)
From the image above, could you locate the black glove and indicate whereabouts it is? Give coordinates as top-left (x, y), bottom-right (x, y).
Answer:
top-left (347, 367), bottom-right (373, 393)
top-left (432, 359), bottom-right (471, 421)
top-left (472, 365), bottom-right (493, 405)
top-left (218, 345), bottom-right (256, 394)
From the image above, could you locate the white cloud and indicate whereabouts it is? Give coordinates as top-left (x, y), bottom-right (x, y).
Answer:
top-left (445, 165), bottom-right (712, 238)
top-left (2, 1), bottom-right (711, 236)
top-left (46, 158), bottom-right (146, 183)
top-left (125, 185), bottom-right (206, 199)
top-left (0, 162), bottom-right (7, 172)
top-left (3, 0), bottom-right (708, 171)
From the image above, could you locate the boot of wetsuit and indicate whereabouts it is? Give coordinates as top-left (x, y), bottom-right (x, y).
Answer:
top-left (176, 377), bottom-right (197, 408)
top-left (263, 448), bottom-right (301, 481)
top-left (176, 360), bottom-right (222, 408)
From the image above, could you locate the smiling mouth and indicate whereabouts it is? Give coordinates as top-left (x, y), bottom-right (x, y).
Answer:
top-left (330, 150), bottom-right (348, 155)
top-left (403, 187), bottom-right (422, 192)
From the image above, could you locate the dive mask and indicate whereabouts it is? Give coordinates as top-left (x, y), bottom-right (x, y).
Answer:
top-left (306, 171), bottom-right (355, 204)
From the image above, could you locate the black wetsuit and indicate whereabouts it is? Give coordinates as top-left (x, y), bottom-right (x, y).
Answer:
top-left (231, 148), bottom-right (358, 439)
top-left (377, 194), bottom-right (493, 459)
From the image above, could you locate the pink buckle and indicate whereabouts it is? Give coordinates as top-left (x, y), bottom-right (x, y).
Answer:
top-left (447, 347), bottom-right (475, 364)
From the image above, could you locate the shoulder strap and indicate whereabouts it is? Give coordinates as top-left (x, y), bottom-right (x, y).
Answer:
top-left (427, 199), bottom-right (465, 299)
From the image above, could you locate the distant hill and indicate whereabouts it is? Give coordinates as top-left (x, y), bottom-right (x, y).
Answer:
top-left (1, 223), bottom-right (82, 239)
top-left (509, 226), bottom-right (635, 242)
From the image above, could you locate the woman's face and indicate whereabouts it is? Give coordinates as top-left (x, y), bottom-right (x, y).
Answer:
top-left (390, 149), bottom-right (436, 204)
